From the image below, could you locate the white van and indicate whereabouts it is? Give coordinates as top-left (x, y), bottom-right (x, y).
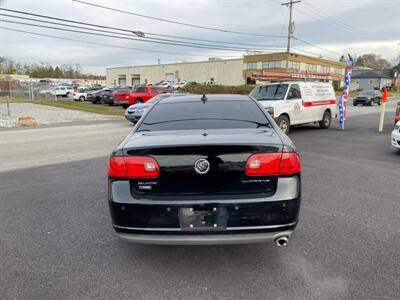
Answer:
top-left (250, 81), bottom-right (337, 134)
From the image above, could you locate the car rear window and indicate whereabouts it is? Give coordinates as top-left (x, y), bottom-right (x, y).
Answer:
top-left (135, 86), bottom-right (146, 93)
top-left (137, 100), bottom-right (270, 131)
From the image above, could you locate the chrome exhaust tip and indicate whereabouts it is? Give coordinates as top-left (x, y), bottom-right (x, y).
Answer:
top-left (274, 236), bottom-right (289, 247)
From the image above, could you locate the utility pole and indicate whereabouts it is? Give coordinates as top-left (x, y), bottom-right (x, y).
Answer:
top-left (281, 0), bottom-right (301, 53)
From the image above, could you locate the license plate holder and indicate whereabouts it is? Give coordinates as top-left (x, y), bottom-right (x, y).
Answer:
top-left (179, 206), bottom-right (227, 231)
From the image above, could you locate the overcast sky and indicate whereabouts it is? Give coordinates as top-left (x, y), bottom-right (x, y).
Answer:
top-left (0, 0), bottom-right (399, 74)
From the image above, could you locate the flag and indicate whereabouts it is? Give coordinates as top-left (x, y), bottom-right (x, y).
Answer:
top-left (338, 54), bottom-right (353, 129)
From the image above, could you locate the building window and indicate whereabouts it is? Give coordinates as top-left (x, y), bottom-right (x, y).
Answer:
top-left (321, 66), bottom-right (330, 73)
top-left (246, 62), bottom-right (258, 70)
top-left (262, 60), bottom-right (285, 69)
top-left (369, 79), bottom-right (373, 84)
top-left (356, 80), bottom-right (359, 84)
top-left (287, 61), bottom-right (300, 71)
top-left (332, 68), bottom-right (341, 75)
top-left (306, 64), bottom-right (317, 72)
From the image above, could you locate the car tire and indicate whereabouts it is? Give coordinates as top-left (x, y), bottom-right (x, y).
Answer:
top-left (277, 115), bottom-right (290, 134)
top-left (353, 102), bottom-right (357, 106)
top-left (79, 96), bottom-right (85, 101)
top-left (135, 98), bottom-right (143, 104)
top-left (319, 110), bottom-right (332, 129)
top-left (108, 102), bottom-right (114, 106)
top-left (122, 104), bottom-right (129, 109)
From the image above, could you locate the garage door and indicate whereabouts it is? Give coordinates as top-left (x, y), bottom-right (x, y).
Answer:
top-left (131, 74), bottom-right (140, 85)
top-left (165, 73), bottom-right (175, 82)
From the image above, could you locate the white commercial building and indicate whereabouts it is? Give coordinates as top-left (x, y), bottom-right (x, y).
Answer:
top-left (106, 58), bottom-right (245, 86)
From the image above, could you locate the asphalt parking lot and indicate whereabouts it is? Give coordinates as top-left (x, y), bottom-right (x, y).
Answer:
top-left (0, 100), bottom-right (399, 300)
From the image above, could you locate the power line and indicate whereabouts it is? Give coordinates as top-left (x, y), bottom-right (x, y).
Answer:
top-left (0, 19), bottom-right (286, 53)
top-left (0, 14), bottom-right (284, 52)
top-left (292, 36), bottom-right (342, 56)
top-left (72, 0), bottom-right (287, 39)
top-left (0, 8), bottom-right (285, 49)
top-left (290, 47), bottom-right (340, 61)
top-left (0, 26), bottom-right (241, 58)
top-left (295, 3), bottom-right (365, 38)
top-left (300, 1), bottom-right (380, 40)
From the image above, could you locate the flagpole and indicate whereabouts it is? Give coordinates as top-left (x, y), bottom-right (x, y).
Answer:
top-left (338, 54), bottom-right (353, 130)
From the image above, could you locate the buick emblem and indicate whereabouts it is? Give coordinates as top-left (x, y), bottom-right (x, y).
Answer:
top-left (194, 158), bottom-right (210, 175)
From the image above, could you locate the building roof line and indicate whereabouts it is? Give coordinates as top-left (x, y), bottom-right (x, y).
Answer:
top-left (106, 58), bottom-right (244, 70)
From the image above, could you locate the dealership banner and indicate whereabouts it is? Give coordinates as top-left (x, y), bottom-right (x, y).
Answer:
top-left (338, 54), bottom-right (353, 129)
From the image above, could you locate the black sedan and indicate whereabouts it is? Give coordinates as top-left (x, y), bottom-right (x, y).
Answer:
top-left (86, 88), bottom-right (114, 104)
top-left (353, 90), bottom-right (381, 106)
top-left (107, 94), bottom-right (301, 245)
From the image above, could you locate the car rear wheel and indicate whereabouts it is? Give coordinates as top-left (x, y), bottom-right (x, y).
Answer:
top-left (277, 115), bottom-right (290, 134)
top-left (79, 96), bottom-right (85, 101)
top-left (319, 110), bottom-right (331, 129)
top-left (353, 102), bottom-right (357, 106)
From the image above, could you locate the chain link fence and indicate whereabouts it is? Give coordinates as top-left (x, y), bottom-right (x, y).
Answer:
top-left (0, 80), bottom-right (59, 103)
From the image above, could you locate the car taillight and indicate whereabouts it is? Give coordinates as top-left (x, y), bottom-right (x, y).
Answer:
top-left (245, 152), bottom-right (301, 176)
top-left (125, 96), bottom-right (129, 99)
top-left (108, 156), bottom-right (160, 178)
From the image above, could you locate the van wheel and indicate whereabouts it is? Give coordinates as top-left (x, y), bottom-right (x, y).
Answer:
top-left (277, 115), bottom-right (290, 134)
top-left (319, 110), bottom-right (331, 129)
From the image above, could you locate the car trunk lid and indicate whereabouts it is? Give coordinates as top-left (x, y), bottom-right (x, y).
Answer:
top-left (122, 129), bottom-right (283, 197)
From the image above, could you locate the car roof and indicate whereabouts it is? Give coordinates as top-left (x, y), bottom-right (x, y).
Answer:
top-left (160, 94), bottom-right (252, 104)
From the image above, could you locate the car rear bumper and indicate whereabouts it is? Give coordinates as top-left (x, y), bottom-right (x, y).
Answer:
top-left (100, 98), bottom-right (113, 104)
top-left (108, 175), bottom-right (301, 244)
top-left (115, 230), bottom-right (294, 245)
top-left (115, 100), bottom-right (129, 105)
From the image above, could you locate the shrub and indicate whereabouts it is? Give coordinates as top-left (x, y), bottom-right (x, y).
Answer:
top-left (181, 83), bottom-right (255, 95)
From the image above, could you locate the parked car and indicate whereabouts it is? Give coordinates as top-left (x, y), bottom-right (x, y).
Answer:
top-left (117, 86), bottom-right (165, 108)
top-left (111, 87), bottom-right (134, 106)
top-left (39, 86), bottom-right (74, 97)
top-left (72, 88), bottom-right (94, 101)
top-left (353, 90), bottom-right (381, 106)
top-left (99, 89), bottom-right (115, 105)
top-left (86, 88), bottom-right (112, 104)
top-left (107, 94), bottom-right (301, 245)
top-left (172, 81), bottom-right (188, 89)
top-left (250, 81), bottom-right (337, 134)
top-left (394, 101), bottom-right (400, 125)
top-left (391, 121), bottom-right (400, 150)
top-left (124, 93), bottom-right (190, 123)
top-left (159, 82), bottom-right (171, 88)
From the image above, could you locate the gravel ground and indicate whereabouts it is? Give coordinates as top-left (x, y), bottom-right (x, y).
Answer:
top-left (0, 103), bottom-right (118, 127)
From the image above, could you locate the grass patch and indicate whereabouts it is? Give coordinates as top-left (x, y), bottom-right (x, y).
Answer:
top-left (32, 99), bottom-right (124, 116)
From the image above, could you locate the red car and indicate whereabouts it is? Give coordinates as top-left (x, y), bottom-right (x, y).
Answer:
top-left (111, 87), bottom-right (134, 106)
top-left (115, 86), bottom-right (166, 108)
